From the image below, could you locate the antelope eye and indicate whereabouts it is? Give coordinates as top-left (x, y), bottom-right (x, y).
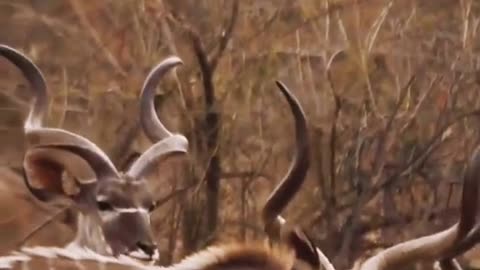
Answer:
top-left (97, 200), bottom-right (114, 211)
top-left (148, 202), bottom-right (157, 213)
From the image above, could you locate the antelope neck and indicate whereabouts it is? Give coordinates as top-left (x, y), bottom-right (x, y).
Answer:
top-left (69, 212), bottom-right (111, 256)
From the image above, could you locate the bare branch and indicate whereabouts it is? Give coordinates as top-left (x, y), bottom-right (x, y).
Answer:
top-left (68, 0), bottom-right (126, 77)
top-left (209, 0), bottom-right (239, 71)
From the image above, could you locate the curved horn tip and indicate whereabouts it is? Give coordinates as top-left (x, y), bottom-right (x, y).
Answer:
top-left (141, 55), bottom-right (184, 94)
top-left (178, 134), bottom-right (189, 149)
top-left (275, 81), bottom-right (299, 102)
top-left (0, 45), bottom-right (31, 62)
top-left (0, 44), bottom-right (18, 52)
top-left (274, 80), bottom-right (308, 124)
top-left (275, 80), bottom-right (288, 91)
top-left (161, 56), bottom-right (184, 67)
top-left (168, 134), bottom-right (189, 153)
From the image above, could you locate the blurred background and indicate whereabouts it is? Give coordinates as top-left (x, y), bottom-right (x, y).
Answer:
top-left (0, 0), bottom-right (480, 269)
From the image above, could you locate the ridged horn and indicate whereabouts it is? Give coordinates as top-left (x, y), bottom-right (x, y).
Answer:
top-left (261, 81), bottom-right (310, 237)
top-left (127, 56), bottom-right (188, 179)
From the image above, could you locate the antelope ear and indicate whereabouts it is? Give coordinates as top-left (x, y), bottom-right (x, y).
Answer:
top-left (23, 147), bottom-right (96, 203)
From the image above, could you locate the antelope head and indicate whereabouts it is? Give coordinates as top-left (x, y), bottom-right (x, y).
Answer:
top-left (0, 45), bottom-right (188, 262)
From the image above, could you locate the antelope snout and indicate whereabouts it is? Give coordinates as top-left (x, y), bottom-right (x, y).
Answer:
top-left (136, 241), bottom-right (156, 257)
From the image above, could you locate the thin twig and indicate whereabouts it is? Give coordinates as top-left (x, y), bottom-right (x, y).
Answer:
top-left (13, 205), bottom-right (71, 250)
top-left (68, 0), bottom-right (126, 77)
top-left (209, 0), bottom-right (239, 72)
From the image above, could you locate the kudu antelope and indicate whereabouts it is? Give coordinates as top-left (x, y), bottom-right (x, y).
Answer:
top-left (0, 44), bottom-right (188, 263)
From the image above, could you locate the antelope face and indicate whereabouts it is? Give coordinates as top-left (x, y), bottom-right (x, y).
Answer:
top-left (90, 175), bottom-right (158, 260)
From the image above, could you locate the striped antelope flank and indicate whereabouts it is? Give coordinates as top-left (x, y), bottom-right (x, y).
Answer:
top-left (0, 243), bottom-right (295, 270)
top-left (0, 44), bottom-right (188, 264)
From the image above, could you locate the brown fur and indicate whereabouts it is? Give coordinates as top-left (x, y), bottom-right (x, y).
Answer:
top-left (174, 241), bottom-right (295, 270)
top-left (215, 245), bottom-right (292, 270)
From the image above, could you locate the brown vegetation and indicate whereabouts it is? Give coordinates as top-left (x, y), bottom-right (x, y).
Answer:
top-left (1, 0), bottom-right (480, 269)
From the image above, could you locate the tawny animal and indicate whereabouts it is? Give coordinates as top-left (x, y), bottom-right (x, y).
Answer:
top-left (0, 44), bottom-right (189, 263)
top-left (1, 44), bottom-right (480, 270)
